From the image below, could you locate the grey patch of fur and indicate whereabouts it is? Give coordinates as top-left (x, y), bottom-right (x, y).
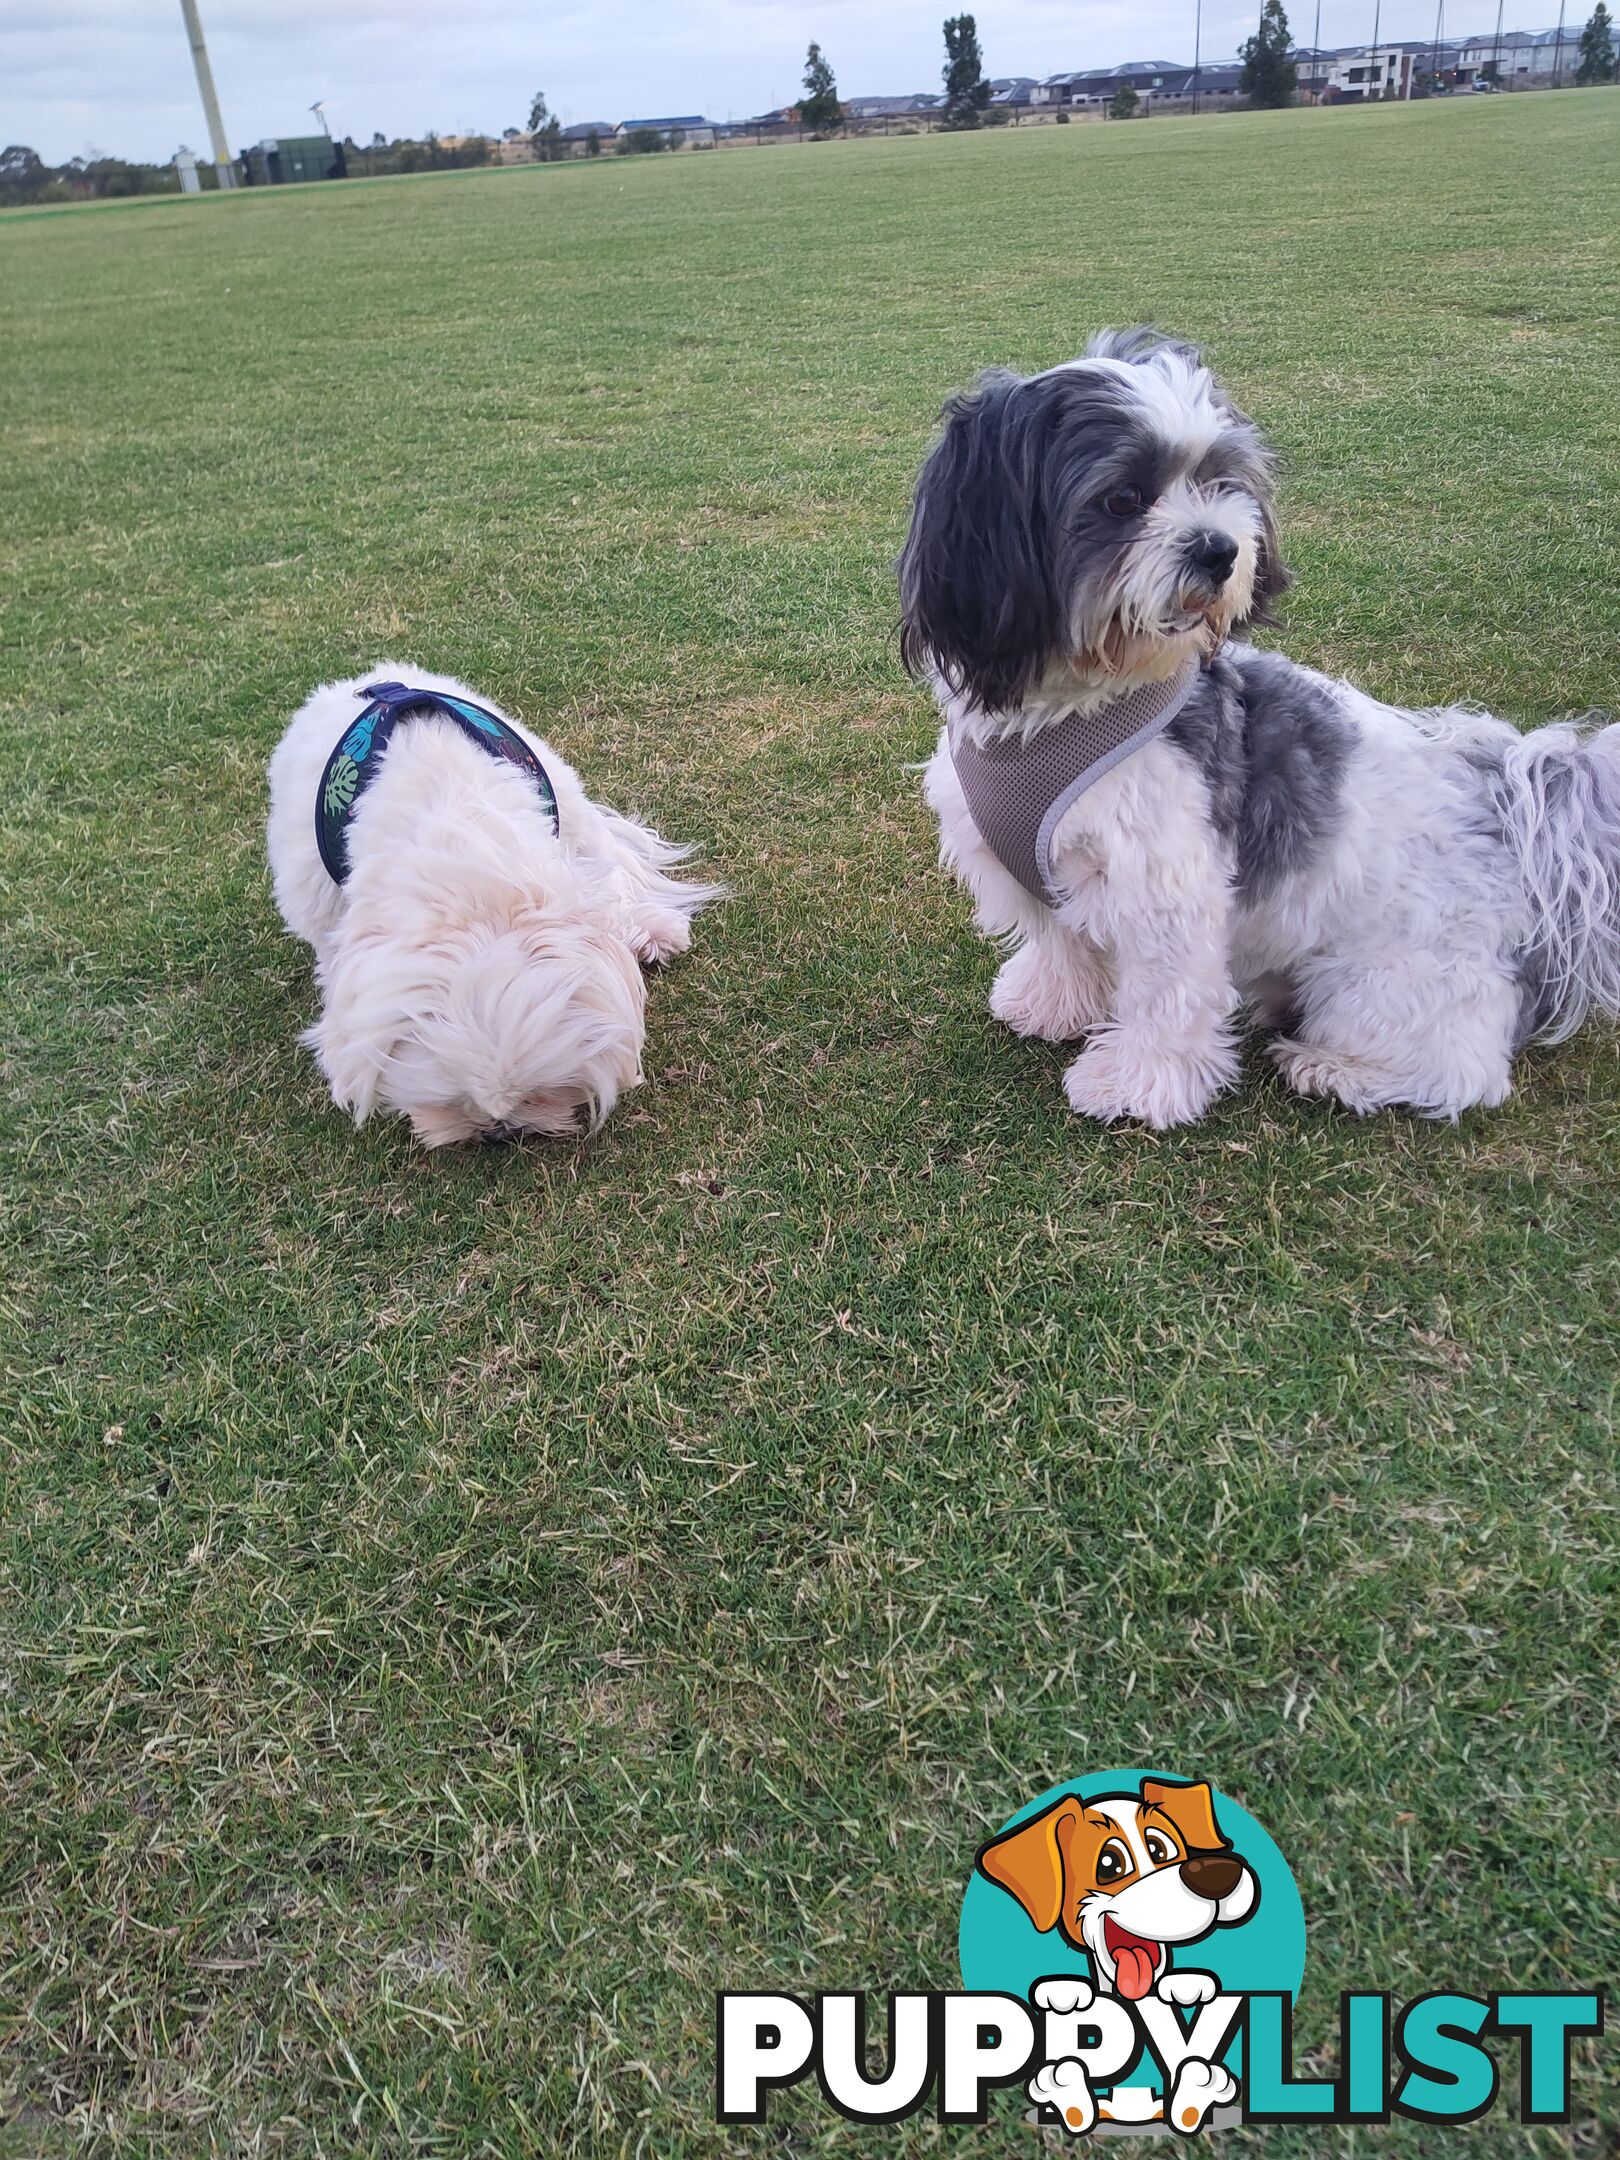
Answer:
top-left (1167, 646), bottom-right (1352, 903)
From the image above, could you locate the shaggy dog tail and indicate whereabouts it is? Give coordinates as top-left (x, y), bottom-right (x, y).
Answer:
top-left (1492, 717), bottom-right (1620, 1044)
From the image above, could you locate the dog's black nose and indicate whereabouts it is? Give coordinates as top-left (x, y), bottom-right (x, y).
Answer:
top-left (1180, 1853), bottom-right (1243, 1901)
top-left (1188, 533), bottom-right (1239, 585)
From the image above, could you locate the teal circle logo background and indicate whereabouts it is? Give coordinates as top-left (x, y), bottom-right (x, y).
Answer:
top-left (959, 1770), bottom-right (1306, 2088)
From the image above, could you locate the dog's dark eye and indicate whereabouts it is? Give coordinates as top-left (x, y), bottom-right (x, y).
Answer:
top-left (1096, 1839), bottom-right (1132, 1884)
top-left (1102, 485), bottom-right (1146, 519)
top-left (1144, 1829), bottom-right (1179, 1865)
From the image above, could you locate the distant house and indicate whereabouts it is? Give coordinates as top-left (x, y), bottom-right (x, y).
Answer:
top-left (987, 76), bottom-right (1039, 107)
top-left (1059, 61), bottom-right (1192, 107)
top-left (561, 122), bottom-right (613, 155)
top-left (1323, 45), bottom-right (1415, 98)
top-left (842, 92), bottom-right (945, 119)
top-left (1290, 45), bottom-right (1337, 99)
top-left (1154, 62), bottom-right (1246, 106)
top-left (1033, 61), bottom-right (1187, 107)
top-left (615, 115), bottom-right (716, 147)
top-left (1455, 25), bottom-right (1576, 78)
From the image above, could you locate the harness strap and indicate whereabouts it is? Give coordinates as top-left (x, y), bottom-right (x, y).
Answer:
top-left (947, 658), bottom-right (1201, 908)
top-left (316, 680), bottom-right (560, 885)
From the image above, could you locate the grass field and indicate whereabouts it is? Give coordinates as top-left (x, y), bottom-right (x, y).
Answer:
top-left (4, 91), bottom-right (1620, 2155)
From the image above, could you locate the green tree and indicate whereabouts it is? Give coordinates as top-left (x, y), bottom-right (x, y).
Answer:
top-left (1238, 0), bottom-right (1298, 105)
top-left (1109, 84), bottom-right (1141, 117)
top-left (0, 144), bottom-right (47, 205)
top-left (617, 126), bottom-right (666, 154)
top-left (527, 91), bottom-right (549, 133)
top-left (800, 42), bottom-right (843, 134)
top-left (942, 15), bottom-right (991, 127)
top-left (585, 128), bottom-right (603, 156)
top-left (1576, 0), bottom-right (1617, 80)
top-left (536, 115), bottom-right (564, 160)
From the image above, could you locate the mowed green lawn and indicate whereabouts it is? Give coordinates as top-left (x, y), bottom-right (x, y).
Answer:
top-left (4, 92), bottom-right (1619, 2155)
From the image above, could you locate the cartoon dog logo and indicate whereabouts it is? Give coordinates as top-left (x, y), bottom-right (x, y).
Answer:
top-left (976, 1777), bottom-right (1258, 2134)
top-left (976, 1775), bottom-right (1257, 2000)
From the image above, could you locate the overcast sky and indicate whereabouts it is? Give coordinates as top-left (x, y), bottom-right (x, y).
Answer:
top-left (7, 0), bottom-right (1531, 166)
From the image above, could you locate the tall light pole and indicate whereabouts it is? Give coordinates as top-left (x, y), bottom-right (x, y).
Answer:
top-left (178, 0), bottom-right (236, 186)
top-left (1192, 0), bottom-right (1203, 112)
top-left (1312, 0), bottom-right (1323, 101)
top-left (1551, 0), bottom-right (1566, 84)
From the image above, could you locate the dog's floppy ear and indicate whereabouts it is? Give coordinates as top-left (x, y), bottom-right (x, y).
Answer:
top-left (1248, 475), bottom-right (1290, 622)
top-left (1208, 395), bottom-right (1289, 624)
top-left (1140, 1778), bottom-right (1228, 1854)
top-left (898, 369), bottom-right (1064, 718)
top-left (976, 1796), bottom-right (1079, 1933)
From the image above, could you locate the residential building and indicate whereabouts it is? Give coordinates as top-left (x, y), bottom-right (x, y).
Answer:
top-left (842, 92), bottom-right (945, 119)
top-left (1323, 45), bottom-right (1415, 98)
top-left (1455, 25), bottom-right (1579, 78)
top-left (1291, 45), bottom-right (1338, 99)
top-left (1154, 62), bottom-right (1247, 107)
top-left (614, 115), bottom-right (716, 147)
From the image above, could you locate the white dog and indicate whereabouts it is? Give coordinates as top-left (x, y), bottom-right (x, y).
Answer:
top-left (267, 664), bottom-right (716, 1145)
top-left (900, 329), bottom-right (1620, 1127)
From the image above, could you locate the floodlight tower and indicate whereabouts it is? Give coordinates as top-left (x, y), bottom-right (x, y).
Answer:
top-left (178, 0), bottom-right (237, 187)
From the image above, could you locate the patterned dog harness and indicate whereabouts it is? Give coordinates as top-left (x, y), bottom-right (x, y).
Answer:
top-left (947, 658), bottom-right (1201, 908)
top-left (316, 679), bottom-right (560, 885)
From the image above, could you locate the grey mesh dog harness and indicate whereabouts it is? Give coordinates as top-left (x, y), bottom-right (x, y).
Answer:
top-left (947, 658), bottom-right (1201, 907)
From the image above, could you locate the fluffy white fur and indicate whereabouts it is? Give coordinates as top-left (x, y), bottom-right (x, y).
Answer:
top-left (907, 337), bottom-right (1620, 1127)
top-left (267, 664), bottom-right (717, 1146)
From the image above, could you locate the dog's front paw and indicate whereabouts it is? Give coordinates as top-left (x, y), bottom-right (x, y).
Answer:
top-left (1167, 2058), bottom-right (1238, 2137)
top-left (626, 906), bottom-right (693, 966)
top-left (990, 943), bottom-right (1110, 1043)
top-left (1063, 1028), bottom-right (1231, 1130)
top-left (1157, 1970), bottom-right (1217, 2008)
top-left (1027, 2058), bottom-right (1096, 2136)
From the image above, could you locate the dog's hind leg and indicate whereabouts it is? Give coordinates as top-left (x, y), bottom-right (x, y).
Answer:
top-left (1273, 944), bottom-right (1519, 1118)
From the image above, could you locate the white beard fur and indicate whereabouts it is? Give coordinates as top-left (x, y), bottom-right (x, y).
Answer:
top-left (267, 663), bottom-right (718, 1147)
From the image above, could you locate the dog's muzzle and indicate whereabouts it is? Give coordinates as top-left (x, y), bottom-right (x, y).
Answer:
top-left (1186, 532), bottom-right (1238, 587)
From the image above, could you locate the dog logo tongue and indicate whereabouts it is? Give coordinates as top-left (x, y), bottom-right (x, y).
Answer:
top-left (1111, 1930), bottom-right (1159, 2001)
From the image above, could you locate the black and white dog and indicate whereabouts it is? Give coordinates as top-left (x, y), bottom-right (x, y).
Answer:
top-left (900, 329), bottom-right (1620, 1127)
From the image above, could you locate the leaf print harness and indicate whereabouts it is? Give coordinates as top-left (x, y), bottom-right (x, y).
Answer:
top-left (316, 680), bottom-right (561, 885)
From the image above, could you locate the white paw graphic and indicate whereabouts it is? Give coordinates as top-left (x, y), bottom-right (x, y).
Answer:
top-left (1157, 1970), bottom-right (1218, 2007)
top-left (1167, 2057), bottom-right (1238, 2136)
top-left (1032, 1977), bottom-right (1095, 2016)
top-left (1028, 2057), bottom-right (1096, 2136)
